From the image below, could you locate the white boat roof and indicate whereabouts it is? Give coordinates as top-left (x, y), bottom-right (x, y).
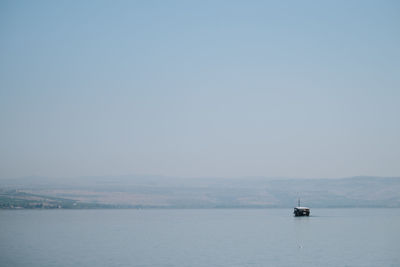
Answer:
top-left (295, 207), bottom-right (309, 209)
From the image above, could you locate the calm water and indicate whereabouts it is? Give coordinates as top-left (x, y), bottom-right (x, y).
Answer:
top-left (1, 209), bottom-right (399, 267)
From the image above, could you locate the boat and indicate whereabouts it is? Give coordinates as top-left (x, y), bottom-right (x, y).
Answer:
top-left (293, 198), bottom-right (310, 216)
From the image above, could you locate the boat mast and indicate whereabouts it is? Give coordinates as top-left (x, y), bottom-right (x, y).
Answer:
top-left (298, 198), bottom-right (300, 207)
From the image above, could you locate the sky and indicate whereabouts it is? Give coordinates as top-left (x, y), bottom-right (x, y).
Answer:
top-left (0, 0), bottom-right (399, 179)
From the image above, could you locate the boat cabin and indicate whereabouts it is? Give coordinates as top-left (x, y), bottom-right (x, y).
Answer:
top-left (293, 198), bottom-right (310, 216)
top-left (293, 207), bottom-right (310, 216)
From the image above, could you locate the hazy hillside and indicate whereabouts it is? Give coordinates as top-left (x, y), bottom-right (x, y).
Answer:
top-left (1, 176), bottom-right (399, 208)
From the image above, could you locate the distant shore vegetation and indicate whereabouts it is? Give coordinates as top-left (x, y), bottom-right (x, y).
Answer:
top-left (1, 176), bottom-right (400, 209)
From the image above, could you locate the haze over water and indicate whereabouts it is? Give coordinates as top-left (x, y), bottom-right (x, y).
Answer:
top-left (1, 1), bottom-right (400, 266)
top-left (1, 0), bottom-right (400, 179)
top-left (1, 209), bottom-right (399, 267)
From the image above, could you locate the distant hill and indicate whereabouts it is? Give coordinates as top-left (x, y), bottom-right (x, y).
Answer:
top-left (1, 176), bottom-right (399, 208)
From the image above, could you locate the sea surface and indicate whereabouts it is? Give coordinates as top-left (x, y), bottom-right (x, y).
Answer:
top-left (1, 208), bottom-right (399, 267)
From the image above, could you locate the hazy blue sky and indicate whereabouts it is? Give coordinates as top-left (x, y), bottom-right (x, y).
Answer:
top-left (1, 0), bottom-right (399, 179)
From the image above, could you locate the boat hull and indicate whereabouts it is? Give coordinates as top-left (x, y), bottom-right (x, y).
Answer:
top-left (293, 208), bottom-right (310, 216)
